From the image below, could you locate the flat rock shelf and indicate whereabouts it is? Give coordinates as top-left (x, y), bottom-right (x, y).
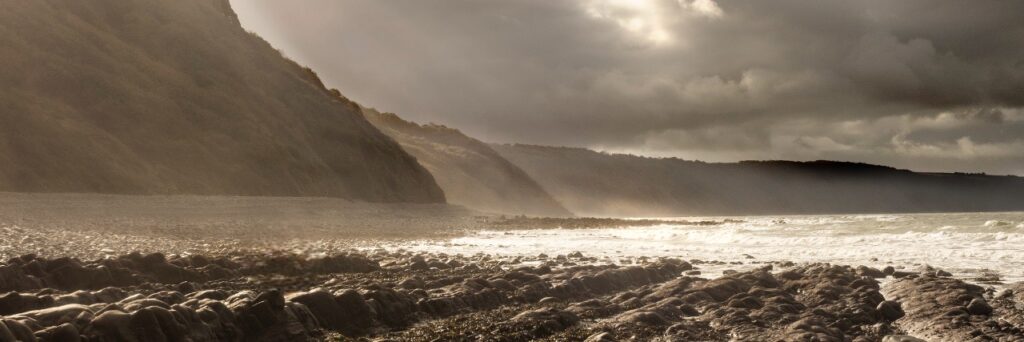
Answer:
top-left (1, 249), bottom-right (1022, 341)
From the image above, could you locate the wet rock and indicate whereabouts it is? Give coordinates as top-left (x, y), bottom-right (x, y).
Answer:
top-left (726, 294), bottom-right (762, 309)
top-left (886, 275), bottom-right (1023, 340)
top-left (175, 282), bottom-right (197, 294)
top-left (307, 289), bottom-right (371, 336)
top-left (697, 277), bottom-right (752, 301)
top-left (122, 298), bottom-right (171, 312)
top-left (286, 290), bottom-right (345, 331)
top-left (489, 279), bottom-right (514, 291)
top-left (584, 331), bottom-right (617, 342)
top-left (993, 288), bottom-right (1013, 299)
top-left (876, 300), bottom-right (904, 321)
top-left (567, 299), bottom-right (620, 318)
top-left (94, 287), bottom-right (127, 303)
top-left (881, 335), bottom-right (927, 342)
top-left (85, 310), bottom-right (135, 341)
top-left (34, 323), bottom-right (79, 342)
top-left (856, 266), bottom-right (886, 278)
top-left (2, 319), bottom-right (36, 342)
top-left (227, 289), bottom-right (318, 341)
top-left (0, 292), bottom-right (48, 316)
top-left (398, 277), bottom-right (424, 289)
top-left (130, 307), bottom-right (172, 341)
top-left (616, 309), bottom-right (671, 326)
top-left (188, 290), bottom-right (228, 301)
top-left (407, 256), bottom-right (430, 271)
top-left (427, 260), bottom-right (450, 269)
top-left (8, 248), bottom-right (1012, 341)
top-left (974, 272), bottom-right (1001, 284)
top-left (891, 271), bottom-right (915, 279)
top-left (15, 304), bottom-right (92, 327)
top-left (0, 322), bottom-right (16, 342)
top-left (511, 308), bottom-right (580, 335)
top-left (786, 316), bottom-right (844, 341)
top-left (965, 298), bottom-right (992, 316)
top-left (364, 287), bottom-right (417, 327)
top-left (538, 297), bottom-right (561, 305)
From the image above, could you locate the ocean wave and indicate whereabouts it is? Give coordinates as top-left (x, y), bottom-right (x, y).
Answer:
top-left (402, 212), bottom-right (1024, 283)
top-left (984, 220), bottom-right (1013, 227)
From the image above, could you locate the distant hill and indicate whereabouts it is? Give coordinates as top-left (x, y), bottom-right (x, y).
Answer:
top-left (493, 144), bottom-right (1024, 216)
top-left (0, 0), bottom-right (444, 202)
top-left (365, 110), bottom-right (571, 216)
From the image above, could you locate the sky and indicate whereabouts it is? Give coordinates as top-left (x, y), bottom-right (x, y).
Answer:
top-left (230, 0), bottom-right (1024, 176)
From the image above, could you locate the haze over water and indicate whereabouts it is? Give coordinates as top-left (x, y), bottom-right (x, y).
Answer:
top-left (388, 212), bottom-right (1024, 282)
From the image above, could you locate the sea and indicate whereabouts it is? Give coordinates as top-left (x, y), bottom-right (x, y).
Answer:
top-left (383, 211), bottom-right (1024, 283)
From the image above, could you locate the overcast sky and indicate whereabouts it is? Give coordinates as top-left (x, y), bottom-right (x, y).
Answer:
top-left (231, 0), bottom-right (1024, 175)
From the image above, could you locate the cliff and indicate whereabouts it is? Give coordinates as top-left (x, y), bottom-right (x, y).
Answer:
top-left (365, 110), bottom-right (570, 216)
top-left (0, 0), bottom-right (444, 202)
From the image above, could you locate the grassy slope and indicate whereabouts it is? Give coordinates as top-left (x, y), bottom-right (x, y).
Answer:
top-left (365, 109), bottom-right (571, 217)
top-left (0, 0), bottom-right (444, 203)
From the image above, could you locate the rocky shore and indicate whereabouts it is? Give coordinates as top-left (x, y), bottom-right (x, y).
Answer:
top-left (2, 195), bottom-right (1021, 341)
top-left (0, 248), bottom-right (1021, 341)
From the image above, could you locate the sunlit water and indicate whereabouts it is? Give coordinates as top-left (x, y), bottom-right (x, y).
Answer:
top-left (382, 212), bottom-right (1024, 283)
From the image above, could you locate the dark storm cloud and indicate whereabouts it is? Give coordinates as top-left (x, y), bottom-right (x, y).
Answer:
top-left (231, 0), bottom-right (1024, 175)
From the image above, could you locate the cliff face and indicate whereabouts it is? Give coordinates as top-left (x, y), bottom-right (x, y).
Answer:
top-left (494, 144), bottom-right (1024, 217)
top-left (0, 0), bottom-right (445, 202)
top-left (365, 110), bottom-right (571, 216)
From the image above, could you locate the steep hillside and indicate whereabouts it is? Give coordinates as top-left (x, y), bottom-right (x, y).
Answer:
top-left (0, 0), bottom-right (444, 202)
top-left (494, 144), bottom-right (1024, 216)
top-left (365, 109), bottom-right (571, 216)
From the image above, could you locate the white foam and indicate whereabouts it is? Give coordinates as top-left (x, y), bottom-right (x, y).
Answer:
top-left (383, 212), bottom-right (1024, 282)
top-left (984, 220), bottom-right (1013, 227)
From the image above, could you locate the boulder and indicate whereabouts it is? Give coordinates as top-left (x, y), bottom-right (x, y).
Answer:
top-left (966, 298), bottom-right (992, 316)
top-left (287, 290), bottom-right (348, 332)
top-left (333, 289), bottom-right (374, 334)
top-left (0, 292), bottom-right (43, 316)
top-left (876, 301), bottom-right (904, 321)
top-left (2, 319), bottom-right (36, 342)
top-left (85, 310), bottom-right (135, 341)
top-left (34, 323), bottom-right (79, 342)
top-left (129, 308), bottom-right (168, 342)
top-left (856, 266), bottom-right (886, 278)
top-left (15, 304), bottom-right (92, 327)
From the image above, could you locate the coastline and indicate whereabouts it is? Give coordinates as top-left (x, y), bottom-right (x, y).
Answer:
top-left (2, 193), bottom-right (1022, 340)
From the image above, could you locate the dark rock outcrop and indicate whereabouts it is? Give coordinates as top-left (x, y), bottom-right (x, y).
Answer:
top-left (885, 273), bottom-right (1024, 341)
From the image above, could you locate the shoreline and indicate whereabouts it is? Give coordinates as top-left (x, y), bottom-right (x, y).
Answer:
top-left (1, 249), bottom-right (1020, 341)
top-left (2, 193), bottom-right (1022, 340)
